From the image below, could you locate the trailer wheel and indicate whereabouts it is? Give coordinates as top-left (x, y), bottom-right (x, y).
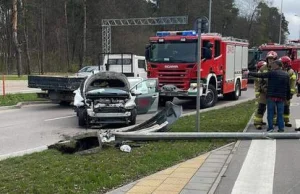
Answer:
top-left (159, 97), bottom-right (174, 107)
top-left (201, 84), bottom-right (217, 108)
top-left (78, 108), bottom-right (87, 127)
top-left (59, 101), bottom-right (71, 106)
top-left (225, 80), bottom-right (241, 100)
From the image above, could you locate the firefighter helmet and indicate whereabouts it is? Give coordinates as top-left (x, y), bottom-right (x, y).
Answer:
top-left (266, 51), bottom-right (278, 59)
top-left (256, 61), bottom-right (267, 70)
top-left (280, 56), bottom-right (292, 68)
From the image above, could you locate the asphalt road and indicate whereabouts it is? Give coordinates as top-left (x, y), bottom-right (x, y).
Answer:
top-left (215, 96), bottom-right (300, 194)
top-left (0, 83), bottom-right (254, 157)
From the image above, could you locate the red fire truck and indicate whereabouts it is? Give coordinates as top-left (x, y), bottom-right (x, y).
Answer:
top-left (145, 30), bottom-right (249, 108)
top-left (257, 42), bottom-right (300, 76)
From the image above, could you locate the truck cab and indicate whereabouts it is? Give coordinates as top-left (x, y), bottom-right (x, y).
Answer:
top-left (257, 42), bottom-right (300, 78)
top-left (145, 30), bottom-right (249, 108)
top-left (100, 53), bottom-right (147, 79)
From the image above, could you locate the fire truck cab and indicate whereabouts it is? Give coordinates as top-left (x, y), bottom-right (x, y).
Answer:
top-left (145, 30), bottom-right (249, 108)
top-left (257, 42), bottom-right (300, 77)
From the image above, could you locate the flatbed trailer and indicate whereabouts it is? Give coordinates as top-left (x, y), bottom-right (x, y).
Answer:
top-left (28, 75), bottom-right (85, 105)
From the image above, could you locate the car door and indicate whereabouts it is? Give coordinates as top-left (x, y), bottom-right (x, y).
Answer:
top-left (131, 78), bottom-right (159, 114)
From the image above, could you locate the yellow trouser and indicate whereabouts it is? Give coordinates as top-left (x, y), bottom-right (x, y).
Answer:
top-left (283, 100), bottom-right (290, 123)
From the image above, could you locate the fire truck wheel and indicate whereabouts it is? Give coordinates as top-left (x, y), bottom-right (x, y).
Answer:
top-left (201, 84), bottom-right (217, 108)
top-left (159, 97), bottom-right (174, 106)
top-left (225, 80), bottom-right (241, 100)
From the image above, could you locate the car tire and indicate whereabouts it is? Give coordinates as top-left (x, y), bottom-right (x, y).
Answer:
top-left (78, 108), bottom-right (87, 127)
top-left (130, 108), bottom-right (137, 125)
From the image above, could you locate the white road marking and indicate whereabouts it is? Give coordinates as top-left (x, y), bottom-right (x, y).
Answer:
top-left (44, 115), bottom-right (76, 122)
top-left (0, 145), bottom-right (48, 161)
top-left (231, 140), bottom-right (276, 194)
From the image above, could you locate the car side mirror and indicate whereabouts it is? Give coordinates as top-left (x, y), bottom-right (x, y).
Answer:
top-left (131, 89), bottom-right (142, 96)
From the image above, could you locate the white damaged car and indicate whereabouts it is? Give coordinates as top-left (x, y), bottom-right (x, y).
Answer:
top-left (73, 71), bottom-right (159, 127)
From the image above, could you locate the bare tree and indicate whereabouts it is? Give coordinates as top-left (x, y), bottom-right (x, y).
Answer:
top-left (40, 0), bottom-right (45, 74)
top-left (64, 0), bottom-right (70, 71)
top-left (22, 0), bottom-right (31, 74)
top-left (80, 0), bottom-right (86, 69)
top-left (12, 0), bottom-right (22, 77)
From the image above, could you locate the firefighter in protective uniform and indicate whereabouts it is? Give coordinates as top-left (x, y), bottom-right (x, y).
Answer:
top-left (297, 78), bottom-right (300, 131)
top-left (253, 51), bottom-right (278, 129)
top-left (280, 56), bottom-right (297, 127)
top-left (254, 61), bottom-right (267, 124)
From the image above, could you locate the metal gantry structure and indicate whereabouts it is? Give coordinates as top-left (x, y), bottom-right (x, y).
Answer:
top-left (101, 16), bottom-right (188, 53)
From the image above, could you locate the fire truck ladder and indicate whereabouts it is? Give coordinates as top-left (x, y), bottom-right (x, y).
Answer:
top-left (101, 16), bottom-right (188, 53)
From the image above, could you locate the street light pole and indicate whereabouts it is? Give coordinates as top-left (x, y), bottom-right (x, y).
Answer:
top-left (296, 15), bottom-right (300, 40)
top-left (279, 0), bottom-right (283, 44)
top-left (208, 0), bottom-right (212, 33)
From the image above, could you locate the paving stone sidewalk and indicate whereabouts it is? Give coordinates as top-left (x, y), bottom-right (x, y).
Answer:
top-left (105, 143), bottom-right (235, 194)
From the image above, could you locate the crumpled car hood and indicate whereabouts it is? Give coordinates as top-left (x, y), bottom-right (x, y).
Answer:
top-left (86, 88), bottom-right (129, 99)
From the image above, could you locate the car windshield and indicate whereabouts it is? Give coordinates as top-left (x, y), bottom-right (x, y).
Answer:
top-left (78, 66), bottom-right (99, 73)
top-left (128, 77), bottom-right (143, 88)
top-left (149, 41), bottom-right (197, 63)
top-left (259, 50), bottom-right (290, 60)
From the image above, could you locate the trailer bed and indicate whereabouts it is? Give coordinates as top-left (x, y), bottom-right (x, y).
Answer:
top-left (28, 75), bottom-right (85, 91)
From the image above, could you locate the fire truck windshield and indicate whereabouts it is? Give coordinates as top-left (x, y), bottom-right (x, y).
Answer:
top-left (149, 41), bottom-right (197, 63)
top-left (260, 50), bottom-right (290, 60)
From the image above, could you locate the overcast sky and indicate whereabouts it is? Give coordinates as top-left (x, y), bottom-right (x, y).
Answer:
top-left (272, 0), bottom-right (300, 40)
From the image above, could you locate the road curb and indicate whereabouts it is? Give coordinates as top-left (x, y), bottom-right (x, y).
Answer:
top-left (0, 145), bottom-right (48, 161)
top-left (0, 101), bottom-right (52, 111)
top-left (181, 97), bottom-right (255, 117)
top-left (208, 112), bottom-right (255, 194)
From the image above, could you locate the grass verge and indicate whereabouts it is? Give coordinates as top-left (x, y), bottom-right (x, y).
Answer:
top-left (0, 93), bottom-right (45, 106)
top-left (0, 73), bottom-right (74, 81)
top-left (0, 100), bottom-right (255, 194)
top-left (0, 75), bottom-right (28, 81)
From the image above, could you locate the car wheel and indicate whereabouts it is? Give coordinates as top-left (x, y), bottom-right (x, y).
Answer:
top-left (78, 108), bottom-right (87, 127)
top-left (130, 108), bottom-right (137, 125)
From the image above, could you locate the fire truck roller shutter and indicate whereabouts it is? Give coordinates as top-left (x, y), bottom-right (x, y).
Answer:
top-left (223, 44), bottom-right (245, 100)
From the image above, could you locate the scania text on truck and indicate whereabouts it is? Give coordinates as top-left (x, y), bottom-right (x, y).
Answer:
top-left (145, 30), bottom-right (249, 108)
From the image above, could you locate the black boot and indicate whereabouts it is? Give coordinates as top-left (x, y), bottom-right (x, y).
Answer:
top-left (261, 122), bottom-right (267, 125)
top-left (295, 128), bottom-right (300, 132)
top-left (255, 125), bottom-right (262, 130)
top-left (285, 123), bottom-right (292, 127)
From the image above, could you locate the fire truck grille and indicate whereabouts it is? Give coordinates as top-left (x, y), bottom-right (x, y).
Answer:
top-left (158, 70), bottom-right (188, 89)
